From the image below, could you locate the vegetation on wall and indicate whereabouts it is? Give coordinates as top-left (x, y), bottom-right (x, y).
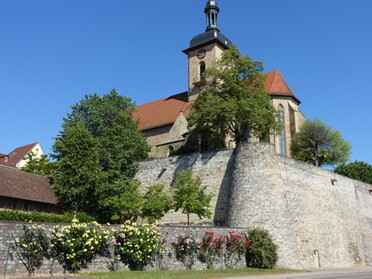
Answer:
top-left (290, 118), bottom-right (351, 167)
top-left (334, 161), bottom-right (372, 184)
top-left (188, 45), bottom-right (280, 149)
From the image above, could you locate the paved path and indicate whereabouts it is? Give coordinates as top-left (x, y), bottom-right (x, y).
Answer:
top-left (223, 267), bottom-right (372, 279)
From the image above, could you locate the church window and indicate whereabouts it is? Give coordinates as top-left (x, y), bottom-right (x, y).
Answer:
top-left (200, 61), bottom-right (206, 80)
top-left (278, 105), bottom-right (286, 156)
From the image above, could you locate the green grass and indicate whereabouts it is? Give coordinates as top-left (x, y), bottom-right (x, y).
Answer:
top-left (86, 268), bottom-right (304, 279)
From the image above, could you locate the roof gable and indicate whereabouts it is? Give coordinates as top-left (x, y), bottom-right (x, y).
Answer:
top-left (0, 143), bottom-right (38, 167)
top-left (265, 70), bottom-right (300, 103)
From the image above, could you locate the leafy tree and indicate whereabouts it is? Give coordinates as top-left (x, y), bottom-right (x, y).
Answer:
top-left (53, 89), bottom-right (150, 222)
top-left (108, 179), bottom-right (143, 223)
top-left (141, 184), bottom-right (172, 224)
top-left (334, 161), bottom-right (372, 184)
top-left (172, 169), bottom-right (213, 226)
top-left (188, 45), bottom-right (279, 148)
top-left (52, 123), bottom-right (106, 213)
top-left (291, 118), bottom-right (351, 167)
top-left (20, 152), bottom-right (55, 176)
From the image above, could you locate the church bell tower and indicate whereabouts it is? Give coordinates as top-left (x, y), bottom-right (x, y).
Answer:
top-left (183, 1), bottom-right (233, 102)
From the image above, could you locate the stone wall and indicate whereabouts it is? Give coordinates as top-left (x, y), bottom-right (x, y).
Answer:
top-left (135, 142), bottom-right (372, 270)
top-left (0, 222), bottom-right (246, 277)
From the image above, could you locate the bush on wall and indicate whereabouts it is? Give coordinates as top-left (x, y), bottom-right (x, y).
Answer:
top-left (245, 228), bottom-right (278, 269)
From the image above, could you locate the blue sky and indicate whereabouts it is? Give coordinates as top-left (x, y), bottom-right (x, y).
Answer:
top-left (1, 0), bottom-right (371, 165)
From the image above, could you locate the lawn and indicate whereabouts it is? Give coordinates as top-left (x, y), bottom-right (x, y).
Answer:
top-left (87, 268), bottom-right (304, 279)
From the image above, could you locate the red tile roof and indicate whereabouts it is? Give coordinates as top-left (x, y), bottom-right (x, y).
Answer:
top-left (134, 70), bottom-right (300, 131)
top-left (0, 143), bottom-right (38, 167)
top-left (0, 165), bottom-right (58, 204)
top-left (134, 92), bottom-right (191, 131)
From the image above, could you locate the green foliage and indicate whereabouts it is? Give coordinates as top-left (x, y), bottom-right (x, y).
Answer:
top-left (20, 152), bottom-right (56, 176)
top-left (141, 184), bottom-right (172, 224)
top-left (334, 161), bottom-right (372, 185)
top-left (172, 233), bottom-right (201, 270)
top-left (198, 232), bottom-right (226, 269)
top-left (13, 224), bottom-right (50, 275)
top-left (52, 123), bottom-right (106, 213)
top-left (113, 222), bottom-right (163, 270)
top-left (0, 209), bottom-right (95, 223)
top-left (188, 45), bottom-right (279, 148)
top-left (172, 169), bottom-right (214, 226)
top-left (50, 222), bottom-right (109, 273)
top-left (291, 118), bottom-right (351, 167)
top-left (245, 228), bottom-right (278, 269)
top-left (224, 231), bottom-right (249, 268)
top-left (53, 89), bottom-right (150, 222)
top-left (108, 179), bottom-right (143, 223)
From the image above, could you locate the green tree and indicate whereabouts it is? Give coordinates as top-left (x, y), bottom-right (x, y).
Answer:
top-left (334, 161), bottom-right (372, 184)
top-left (20, 152), bottom-right (56, 176)
top-left (291, 118), bottom-right (351, 167)
top-left (141, 184), bottom-right (172, 224)
top-left (108, 179), bottom-right (143, 223)
top-left (53, 89), bottom-right (150, 222)
top-left (172, 169), bottom-right (213, 226)
top-left (188, 45), bottom-right (279, 149)
top-left (52, 123), bottom-right (106, 213)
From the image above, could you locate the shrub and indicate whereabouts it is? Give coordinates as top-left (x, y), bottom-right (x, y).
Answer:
top-left (224, 231), bottom-right (250, 268)
top-left (13, 224), bottom-right (50, 275)
top-left (245, 228), bottom-right (278, 269)
top-left (0, 209), bottom-right (96, 223)
top-left (50, 221), bottom-right (109, 273)
top-left (113, 222), bottom-right (163, 270)
top-left (172, 233), bottom-right (201, 270)
top-left (198, 232), bottom-right (226, 269)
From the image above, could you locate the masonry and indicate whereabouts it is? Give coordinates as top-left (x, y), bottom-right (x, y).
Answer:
top-left (135, 142), bottom-right (372, 270)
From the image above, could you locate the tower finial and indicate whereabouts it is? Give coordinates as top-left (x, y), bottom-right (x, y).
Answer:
top-left (205, 0), bottom-right (220, 32)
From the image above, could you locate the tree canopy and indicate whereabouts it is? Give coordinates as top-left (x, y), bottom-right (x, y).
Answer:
top-left (290, 118), bottom-right (351, 167)
top-left (172, 169), bottom-right (213, 226)
top-left (52, 89), bottom-right (150, 222)
top-left (20, 152), bottom-right (55, 177)
top-left (188, 45), bottom-right (279, 149)
top-left (334, 161), bottom-right (372, 185)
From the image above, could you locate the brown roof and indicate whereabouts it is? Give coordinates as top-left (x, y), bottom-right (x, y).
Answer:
top-left (0, 143), bottom-right (37, 167)
top-left (134, 92), bottom-right (191, 131)
top-left (0, 165), bottom-right (57, 204)
top-left (134, 70), bottom-right (300, 131)
top-left (265, 70), bottom-right (301, 103)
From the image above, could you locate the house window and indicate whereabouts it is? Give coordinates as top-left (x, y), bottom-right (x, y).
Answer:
top-left (278, 105), bottom-right (286, 156)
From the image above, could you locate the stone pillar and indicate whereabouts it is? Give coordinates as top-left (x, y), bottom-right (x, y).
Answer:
top-left (226, 142), bottom-right (302, 269)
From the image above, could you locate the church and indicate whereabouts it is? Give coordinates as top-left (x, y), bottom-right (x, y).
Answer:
top-left (133, 1), bottom-right (305, 158)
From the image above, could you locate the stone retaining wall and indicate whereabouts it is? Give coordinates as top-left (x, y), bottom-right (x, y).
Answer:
top-left (0, 222), bottom-right (247, 277)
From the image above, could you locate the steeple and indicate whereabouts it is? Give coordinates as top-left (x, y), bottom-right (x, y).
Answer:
top-left (205, 0), bottom-right (220, 31)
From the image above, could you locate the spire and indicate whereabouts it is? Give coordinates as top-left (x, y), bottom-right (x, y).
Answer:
top-left (205, 0), bottom-right (220, 32)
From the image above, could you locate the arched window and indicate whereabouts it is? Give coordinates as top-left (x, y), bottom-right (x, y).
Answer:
top-left (199, 61), bottom-right (206, 80)
top-left (278, 105), bottom-right (286, 156)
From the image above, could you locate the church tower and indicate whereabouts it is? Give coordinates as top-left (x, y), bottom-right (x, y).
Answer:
top-left (183, 1), bottom-right (232, 102)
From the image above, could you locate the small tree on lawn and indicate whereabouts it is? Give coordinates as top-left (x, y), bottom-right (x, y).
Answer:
top-left (172, 169), bottom-right (213, 226)
top-left (141, 184), bottom-right (172, 224)
top-left (290, 118), bottom-right (351, 167)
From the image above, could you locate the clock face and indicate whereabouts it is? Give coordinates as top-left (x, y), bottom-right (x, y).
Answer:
top-left (197, 49), bottom-right (207, 59)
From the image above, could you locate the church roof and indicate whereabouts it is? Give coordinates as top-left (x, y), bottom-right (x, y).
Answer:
top-left (134, 92), bottom-right (191, 131)
top-left (0, 165), bottom-right (57, 205)
top-left (0, 142), bottom-right (38, 167)
top-left (134, 70), bottom-right (300, 131)
top-left (183, 29), bottom-right (233, 53)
